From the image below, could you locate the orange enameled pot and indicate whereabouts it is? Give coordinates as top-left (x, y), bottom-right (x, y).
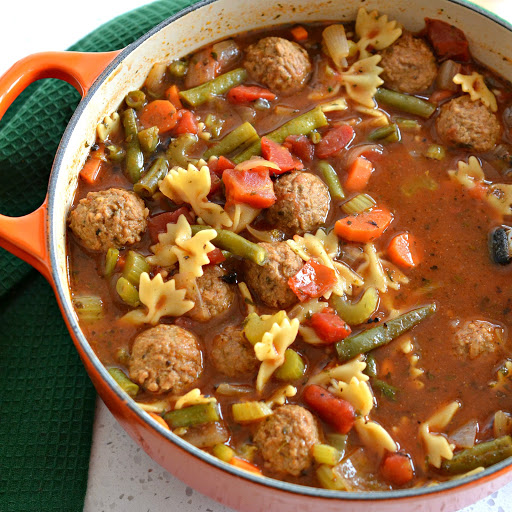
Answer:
top-left (0, 1), bottom-right (511, 510)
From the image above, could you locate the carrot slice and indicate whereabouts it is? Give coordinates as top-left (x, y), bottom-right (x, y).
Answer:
top-left (165, 84), bottom-right (183, 109)
top-left (80, 144), bottom-right (105, 184)
top-left (381, 453), bottom-right (414, 486)
top-left (334, 208), bottom-right (393, 243)
top-left (309, 311), bottom-right (351, 344)
top-left (227, 85), bottom-right (276, 103)
top-left (139, 99), bottom-right (180, 133)
top-left (290, 25), bottom-right (309, 42)
top-left (288, 259), bottom-right (337, 302)
top-left (387, 233), bottom-right (422, 268)
top-left (148, 412), bottom-right (170, 431)
top-left (223, 168), bottom-right (276, 208)
top-left (230, 457), bottom-right (263, 475)
top-left (344, 156), bottom-right (374, 191)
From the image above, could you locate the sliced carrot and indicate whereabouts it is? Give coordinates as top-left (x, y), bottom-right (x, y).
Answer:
top-left (139, 99), bottom-right (180, 133)
top-left (344, 156), bottom-right (374, 191)
top-left (291, 25), bottom-right (309, 42)
top-left (334, 208), bottom-right (393, 243)
top-left (165, 84), bottom-right (183, 109)
top-left (387, 233), bottom-right (422, 269)
top-left (227, 85), bottom-right (276, 103)
top-left (309, 311), bottom-right (351, 344)
top-left (148, 412), bottom-right (170, 431)
top-left (80, 144), bottom-right (105, 184)
top-left (223, 168), bottom-right (276, 208)
top-left (230, 457), bottom-right (262, 475)
top-left (381, 453), bottom-right (414, 486)
top-left (173, 109), bottom-right (198, 135)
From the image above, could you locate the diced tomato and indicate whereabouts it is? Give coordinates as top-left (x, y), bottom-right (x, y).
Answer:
top-left (381, 453), bottom-right (415, 486)
top-left (261, 136), bottom-right (303, 173)
top-left (173, 109), bottom-right (199, 135)
top-left (309, 311), bottom-right (352, 344)
top-left (288, 259), bottom-right (337, 302)
top-left (290, 25), bottom-right (309, 42)
top-left (147, 207), bottom-right (195, 243)
top-left (303, 384), bottom-right (355, 434)
top-left (425, 18), bottom-right (471, 62)
top-left (207, 248), bottom-right (225, 265)
top-left (208, 168), bottom-right (222, 196)
top-left (223, 167), bottom-right (276, 208)
top-left (227, 85), bottom-right (276, 103)
top-left (468, 182), bottom-right (489, 200)
top-left (316, 124), bottom-right (354, 159)
top-left (284, 135), bottom-right (314, 162)
top-left (208, 155), bottom-right (236, 176)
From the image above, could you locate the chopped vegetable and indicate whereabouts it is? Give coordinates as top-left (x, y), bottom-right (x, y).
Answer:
top-left (80, 144), bottom-right (105, 184)
top-left (334, 208), bottom-right (393, 243)
top-left (134, 157), bottom-right (169, 197)
top-left (164, 402), bottom-right (221, 428)
top-left (344, 157), bottom-right (374, 192)
top-left (213, 443), bottom-right (235, 462)
top-left (425, 144), bottom-right (446, 160)
top-left (147, 207), bottom-right (194, 243)
top-left (137, 126), bottom-right (159, 153)
top-left (123, 251), bottom-right (150, 286)
top-left (139, 100), bottom-right (180, 133)
top-left (375, 88), bottom-right (436, 119)
top-left (341, 193), bottom-right (376, 215)
top-left (204, 122), bottom-right (259, 159)
top-left (232, 401), bottom-right (273, 423)
top-left (322, 24), bottom-right (350, 68)
top-left (165, 84), bottom-right (183, 109)
top-left (284, 135), bottom-right (314, 161)
top-left (316, 124), bottom-right (354, 159)
top-left (317, 161), bottom-right (345, 200)
top-left (122, 108), bottom-right (144, 183)
top-left (227, 85), bottom-right (276, 103)
top-left (316, 464), bottom-right (346, 490)
top-left (425, 18), bottom-right (471, 62)
top-left (261, 136), bottom-right (302, 173)
top-left (331, 287), bottom-right (379, 325)
top-left (368, 123), bottom-right (400, 143)
top-left (73, 295), bottom-right (103, 321)
top-left (291, 25), bottom-right (309, 42)
top-left (207, 247), bottom-right (226, 265)
top-left (108, 368), bottom-right (139, 398)
top-left (274, 349), bottom-right (306, 381)
top-left (310, 310), bottom-right (351, 344)
top-left (372, 378), bottom-right (398, 401)
top-left (288, 259), bottom-right (338, 302)
top-left (173, 109), bottom-right (199, 135)
top-left (104, 248), bottom-right (120, 277)
top-left (115, 276), bottom-right (140, 307)
top-left (223, 168), bottom-right (276, 208)
top-left (313, 443), bottom-right (343, 466)
top-left (387, 233), bottom-right (422, 268)
top-left (230, 457), bottom-right (263, 475)
top-left (381, 453), bottom-right (414, 485)
top-left (125, 90), bottom-right (146, 109)
top-left (166, 133), bottom-right (198, 167)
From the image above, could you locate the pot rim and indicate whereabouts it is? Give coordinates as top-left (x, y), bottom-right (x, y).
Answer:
top-left (47, 0), bottom-right (512, 502)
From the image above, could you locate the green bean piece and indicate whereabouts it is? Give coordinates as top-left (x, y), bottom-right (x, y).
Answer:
top-left (203, 122), bottom-right (259, 160)
top-left (116, 277), bottom-right (140, 307)
top-left (73, 295), bottom-right (103, 321)
top-left (123, 251), bottom-right (150, 286)
top-left (106, 144), bottom-right (126, 162)
top-left (164, 402), bottom-right (221, 428)
top-left (425, 144), bottom-right (446, 161)
top-left (395, 118), bottom-right (421, 131)
top-left (166, 133), bottom-right (198, 168)
top-left (372, 379), bottom-right (397, 401)
top-left (191, 225), bottom-right (268, 265)
top-left (368, 123), bottom-right (400, 143)
top-left (204, 113), bottom-right (225, 138)
top-left (134, 157), bottom-right (169, 197)
top-left (232, 107), bottom-right (328, 164)
top-left (341, 193), bottom-right (376, 215)
top-left (138, 126), bottom-right (159, 153)
top-left (104, 247), bottom-right (120, 277)
top-left (441, 436), bottom-right (512, 474)
top-left (274, 349), bottom-right (306, 381)
top-left (169, 59), bottom-right (188, 77)
top-left (375, 88), bottom-right (436, 119)
top-left (336, 304), bottom-right (436, 361)
top-left (125, 90), bottom-right (146, 109)
top-left (179, 68), bottom-right (248, 107)
top-left (122, 108), bottom-right (144, 183)
top-left (365, 354), bottom-right (377, 378)
top-left (331, 287), bottom-right (379, 325)
top-left (317, 161), bottom-right (345, 201)
top-left (108, 368), bottom-right (139, 398)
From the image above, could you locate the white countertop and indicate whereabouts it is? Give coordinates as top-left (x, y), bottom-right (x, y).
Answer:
top-left (2, 1), bottom-right (512, 511)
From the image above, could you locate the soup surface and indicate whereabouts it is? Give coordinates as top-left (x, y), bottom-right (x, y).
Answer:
top-left (68, 9), bottom-right (512, 491)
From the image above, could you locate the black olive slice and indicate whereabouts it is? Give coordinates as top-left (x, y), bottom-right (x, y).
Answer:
top-left (489, 226), bottom-right (512, 265)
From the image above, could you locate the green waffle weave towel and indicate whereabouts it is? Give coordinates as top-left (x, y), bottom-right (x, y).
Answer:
top-left (0, 1), bottom-right (196, 510)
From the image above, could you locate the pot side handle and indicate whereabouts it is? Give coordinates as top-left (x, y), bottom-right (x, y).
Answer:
top-left (0, 50), bottom-right (120, 280)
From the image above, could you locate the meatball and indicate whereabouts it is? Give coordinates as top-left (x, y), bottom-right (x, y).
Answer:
top-left (380, 32), bottom-right (437, 94)
top-left (243, 37), bottom-right (312, 95)
top-left (244, 242), bottom-right (303, 309)
top-left (254, 405), bottom-right (319, 476)
top-left (129, 324), bottom-right (202, 394)
top-left (185, 265), bottom-right (235, 322)
top-left (266, 172), bottom-right (330, 236)
top-left (69, 188), bottom-right (148, 252)
top-left (436, 95), bottom-right (500, 152)
top-left (454, 320), bottom-right (504, 359)
top-left (211, 326), bottom-right (259, 377)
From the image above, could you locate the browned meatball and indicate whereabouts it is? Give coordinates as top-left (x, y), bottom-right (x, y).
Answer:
top-left (266, 172), bottom-right (330, 236)
top-left (454, 320), bottom-right (504, 359)
top-left (69, 188), bottom-right (148, 252)
top-left (210, 326), bottom-right (259, 377)
top-left (129, 324), bottom-right (202, 394)
top-left (185, 265), bottom-right (235, 322)
top-left (254, 405), bottom-right (319, 476)
top-left (436, 95), bottom-right (500, 152)
top-left (380, 32), bottom-right (437, 93)
top-left (244, 242), bottom-right (303, 309)
top-left (244, 37), bottom-right (311, 95)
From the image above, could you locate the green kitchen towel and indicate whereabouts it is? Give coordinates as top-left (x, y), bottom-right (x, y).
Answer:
top-left (0, 1), bottom-right (197, 510)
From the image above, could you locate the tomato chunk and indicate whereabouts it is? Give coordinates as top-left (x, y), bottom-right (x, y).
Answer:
top-left (223, 167), bottom-right (276, 208)
top-left (207, 248), bottom-right (225, 265)
top-left (261, 136), bottom-right (303, 173)
top-left (310, 311), bottom-right (352, 343)
top-left (316, 124), bottom-right (354, 159)
top-left (147, 207), bottom-right (195, 243)
top-left (288, 259), bottom-right (337, 302)
top-left (381, 453), bottom-right (415, 486)
top-left (425, 18), bottom-right (470, 62)
top-left (284, 135), bottom-right (314, 162)
top-left (173, 109), bottom-right (199, 135)
top-left (227, 85), bottom-right (276, 103)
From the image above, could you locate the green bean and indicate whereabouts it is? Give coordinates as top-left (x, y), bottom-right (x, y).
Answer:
top-left (274, 349), bottom-right (306, 381)
top-left (104, 247), bottom-right (120, 277)
top-left (125, 90), bottom-right (146, 109)
top-left (108, 368), bottom-right (139, 398)
top-left (164, 402), bottom-right (220, 428)
top-left (441, 436), bottom-right (512, 474)
top-left (336, 304), bottom-right (436, 361)
top-left (122, 108), bottom-right (144, 183)
top-left (425, 144), bottom-right (446, 161)
top-left (317, 161), bottom-right (345, 201)
top-left (179, 68), bottom-right (248, 107)
top-left (138, 126), bottom-right (159, 153)
top-left (232, 107), bottom-right (328, 164)
top-left (331, 287), bottom-right (379, 326)
top-left (364, 354), bottom-right (377, 378)
top-left (341, 193), bottom-right (376, 215)
top-left (375, 88), bottom-right (436, 119)
top-left (73, 295), bottom-right (103, 322)
top-left (203, 122), bottom-right (258, 160)
top-left (166, 133), bottom-right (198, 168)
top-left (123, 251), bottom-right (150, 286)
top-left (116, 277), bottom-right (140, 307)
top-left (368, 123), bottom-right (400, 143)
top-left (395, 118), bottom-right (421, 131)
top-left (169, 59), bottom-right (188, 78)
top-left (106, 144), bottom-right (126, 162)
top-left (372, 379), bottom-right (397, 401)
top-left (134, 157), bottom-right (168, 197)
top-left (191, 225), bottom-right (268, 265)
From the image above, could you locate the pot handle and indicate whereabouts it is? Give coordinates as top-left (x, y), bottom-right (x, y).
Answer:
top-left (0, 50), bottom-right (120, 280)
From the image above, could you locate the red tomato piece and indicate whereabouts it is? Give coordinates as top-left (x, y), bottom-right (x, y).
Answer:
top-left (288, 259), bottom-right (337, 302)
top-left (284, 135), bottom-right (314, 162)
top-left (425, 18), bottom-right (471, 62)
top-left (381, 453), bottom-right (415, 486)
top-left (207, 248), bottom-right (225, 265)
top-left (227, 85), bottom-right (276, 103)
top-left (223, 168), bottom-right (276, 208)
top-left (316, 124), bottom-right (355, 159)
top-left (309, 311), bottom-right (352, 344)
top-left (208, 168), bottom-right (222, 197)
top-left (208, 155), bottom-right (236, 176)
top-left (147, 207), bottom-right (195, 243)
top-left (173, 109), bottom-right (198, 135)
top-left (261, 136), bottom-right (303, 173)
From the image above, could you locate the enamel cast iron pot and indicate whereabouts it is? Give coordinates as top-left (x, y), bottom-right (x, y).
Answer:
top-left (1, 0), bottom-right (511, 510)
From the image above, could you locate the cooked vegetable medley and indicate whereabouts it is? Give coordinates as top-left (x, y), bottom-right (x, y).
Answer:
top-left (68, 9), bottom-right (512, 490)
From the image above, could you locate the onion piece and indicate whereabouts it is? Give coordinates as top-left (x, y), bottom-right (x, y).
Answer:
top-left (494, 410), bottom-right (512, 437)
top-left (345, 143), bottom-right (383, 168)
top-left (235, 156), bottom-right (281, 171)
top-left (246, 225), bottom-right (285, 243)
top-left (449, 420), bottom-right (478, 449)
top-left (215, 383), bottom-right (253, 396)
top-left (323, 24), bottom-right (350, 69)
top-left (436, 60), bottom-right (461, 92)
top-left (212, 39), bottom-right (240, 68)
top-left (144, 62), bottom-right (167, 95)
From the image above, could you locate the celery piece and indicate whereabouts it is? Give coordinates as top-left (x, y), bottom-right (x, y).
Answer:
top-left (106, 144), bottom-right (126, 162)
top-left (164, 402), bottom-right (221, 428)
top-left (425, 144), bottom-right (446, 161)
top-left (104, 247), bottom-right (119, 277)
top-left (213, 444), bottom-right (235, 463)
top-left (316, 464), bottom-right (346, 490)
top-left (125, 90), bottom-right (146, 109)
top-left (331, 287), bottom-right (379, 325)
top-left (341, 193), bottom-right (376, 215)
top-left (108, 367), bottom-right (139, 398)
top-left (138, 126), bottom-right (159, 153)
top-left (313, 444), bottom-right (343, 466)
top-left (243, 310), bottom-right (288, 345)
top-left (274, 349), bottom-right (306, 381)
top-left (166, 133), bottom-right (198, 168)
top-left (73, 295), bottom-right (103, 322)
top-left (232, 401), bottom-right (273, 423)
top-left (326, 433), bottom-right (347, 456)
top-left (116, 277), bottom-right (140, 307)
top-left (123, 251), bottom-right (150, 286)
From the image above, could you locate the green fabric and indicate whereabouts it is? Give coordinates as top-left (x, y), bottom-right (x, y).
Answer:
top-left (0, 1), bottom-right (197, 510)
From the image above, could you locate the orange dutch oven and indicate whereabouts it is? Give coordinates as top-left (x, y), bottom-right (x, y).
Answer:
top-left (0, 0), bottom-right (511, 510)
